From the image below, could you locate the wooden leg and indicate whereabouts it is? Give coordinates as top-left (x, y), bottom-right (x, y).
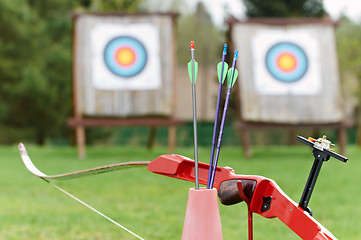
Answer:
top-left (356, 122), bottom-right (361, 146)
top-left (338, 125), bottom-right (347, 156)
top-left (147, 126), bottom-right (157, 149)
top-left (168, 126), bottom-right (176, 154)
top-left (241, 128), bottom-right (252, 158)
top-left (76, 126), bottom-right (86, 159)
top-left (288, 129), bottom-right (298, 145)
top-left (312, 128), bottom-right (321, 139)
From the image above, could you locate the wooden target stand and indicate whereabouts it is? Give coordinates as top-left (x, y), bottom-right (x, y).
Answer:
top-left (234, 119), bottom-right (353, 158)
top-left (229, 72), bottom-right (353, 158)
top-left (228, 51), bottom-right (353, 157)
top-left (68, 117), bottom-right (183, 158)
top-left (69, 13), bottom-right (183, 158)
top-left (226, 17), bottom-right (354, 158)
top-left (231, 79), bottom-right (353, 158)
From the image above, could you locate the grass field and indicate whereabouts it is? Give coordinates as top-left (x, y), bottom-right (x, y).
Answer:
top-left (1, 143), bottom-right (360, 239)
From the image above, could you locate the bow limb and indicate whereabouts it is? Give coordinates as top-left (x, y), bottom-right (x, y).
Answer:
top-left (18, 143), bottom-right (150, 180)
top-left (19, 143), bottom-right (146, 240)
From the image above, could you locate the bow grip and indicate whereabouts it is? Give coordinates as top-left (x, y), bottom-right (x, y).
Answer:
top-left (218, 179), bottom-right (257, 205)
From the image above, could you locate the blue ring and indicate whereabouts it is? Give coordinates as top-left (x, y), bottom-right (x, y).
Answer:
top-left (104, 36), bottom-right (147, 78)
top-left (265, 42), bottom-right (308, 83)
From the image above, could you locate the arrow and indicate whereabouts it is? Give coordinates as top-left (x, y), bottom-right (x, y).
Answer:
top-left (188, 41), bottom-right (199, 190)
top-left (207, 44), bottom-right (228, 189)
top-left (209, 50), bottom-right (239, 189)
top-left (188, 44), bottom-right (198, 84)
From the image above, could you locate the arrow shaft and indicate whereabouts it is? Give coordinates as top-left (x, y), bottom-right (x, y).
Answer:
top-left (192, 82), bottom-right (199, 189)
top-left (191, 48), bottom-right (199, 190)
top-left (209, 87), bottom-right (232, 188)
top-left (209, 51), bottom-right (238, 188)
top-left (206, 82), bottom-right (222, 189)
top-left (217, 88), bottom-right (232, 149)
top-left (207, 54), bottom-right (227, 189)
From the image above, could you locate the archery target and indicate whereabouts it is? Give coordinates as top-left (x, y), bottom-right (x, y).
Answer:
top-left (90, 23), bottom-right (161, 90)
top-left (103, 36), bottom-right (147, 78)
top-left (252, 29), bottom-right (321, 95)
top-left (265, 42), bottom-right (308, 82)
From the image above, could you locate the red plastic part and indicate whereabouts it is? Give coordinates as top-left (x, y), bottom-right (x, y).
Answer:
top-left (250, 178), bottom-right (335, 240)
top-left (182, 188), bottom-right (223, 240)
top-left (147, 154), bottom-right (337, 240)
top-left (147, 154), bottom-right (264, 189)
top-left (237, 181), bottom-right (253, 240)
top-left (190, 41), bottom-right (194, 49)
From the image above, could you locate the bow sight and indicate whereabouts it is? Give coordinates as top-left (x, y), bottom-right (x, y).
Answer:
top-left (297, 135), bottom-right (348, 215)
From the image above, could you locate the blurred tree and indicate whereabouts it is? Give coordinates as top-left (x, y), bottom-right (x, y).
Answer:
top-left (88, 0), bottom-right (144, 12)
top-left (335, 16), bottom-right (361, 145)
top-left (176, 2), bottom-right (225, 120)
top-left (0, 0), bottom-right (75, 144)
top-left (243, 0), bottom-right (325, 17)
top-left (176, 2), bottom-right (224, 64)
top-left (145, 0), bottom-right (223, 64)
top-left (0, 0), bottom-right (145, 145)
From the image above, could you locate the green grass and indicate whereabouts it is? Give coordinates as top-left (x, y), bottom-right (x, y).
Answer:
top-left (1, 144), bottom-right (360, 239)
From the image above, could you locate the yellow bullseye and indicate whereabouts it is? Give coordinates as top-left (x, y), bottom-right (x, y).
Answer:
top-left (115, 48), bottom-right (136, 66)
top-left (277, 53), bottom-right (297, 72)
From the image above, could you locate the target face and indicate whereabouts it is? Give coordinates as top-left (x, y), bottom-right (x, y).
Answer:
top-left (90, 23), bottom-right (161, 90)
top-left (265, 42), bottom-right (308, 83)
top-left (252, 29), bottom-right (321, 95)
top-left (104, 36), bottom-right (147, 78)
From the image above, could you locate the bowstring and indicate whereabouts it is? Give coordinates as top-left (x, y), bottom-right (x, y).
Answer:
top-left (43, 178), bottom-right (144, 240)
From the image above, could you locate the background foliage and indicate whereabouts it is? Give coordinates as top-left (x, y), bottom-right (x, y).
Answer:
top-left (0, 0), bottom-right (145, 145)
top-left (0, 0), bottom-right (360, 146)
top-left (0, 0), bottom-right (75, 144)
top-left (243, 0), bottom-right (325, 17)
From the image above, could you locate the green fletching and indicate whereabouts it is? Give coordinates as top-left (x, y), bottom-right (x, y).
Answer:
top-left (217, 62), bottom-right (229, 84)
top-left (188, 60), bottom-right (198, 83)
top-left (227, 68), bottom-right (239, 88)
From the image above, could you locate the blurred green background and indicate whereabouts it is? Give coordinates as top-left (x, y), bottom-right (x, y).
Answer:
top-left (3, 144), bottom-right (361, 239)
top-left (1, 0), bottom-right (361, 147)
top-left (1, 0), bottom-right (361, 239)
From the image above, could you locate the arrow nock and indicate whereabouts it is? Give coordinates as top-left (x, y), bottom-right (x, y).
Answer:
top-left (234, 50), bottom-right (238, 60)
